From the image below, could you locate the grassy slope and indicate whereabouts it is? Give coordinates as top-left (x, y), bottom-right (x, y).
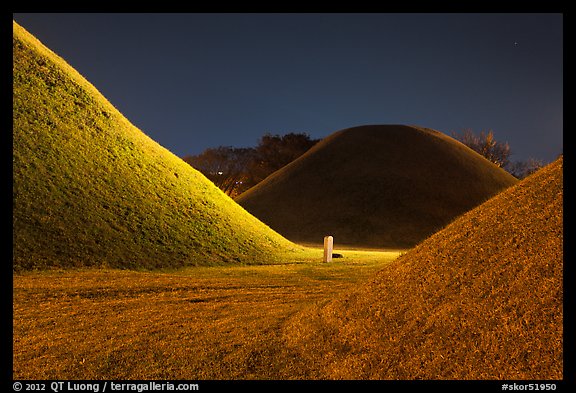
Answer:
top-left (237, 125), bottom-right (518, 249)
top-left (12, 21), bottom-right (302, 271)
top-left (281, 157), bottom-right (563, 379)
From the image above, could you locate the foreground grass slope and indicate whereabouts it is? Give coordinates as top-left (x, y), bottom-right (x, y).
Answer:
top-left (281, 156), bottom-right (563, 379)
top-left (237, 125), bottom-right (518, 249)
top-left (13, 21), bottom-right (301, 271)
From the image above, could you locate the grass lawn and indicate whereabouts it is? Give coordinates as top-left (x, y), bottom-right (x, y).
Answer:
top-left (13, 248), bottom-right (401, 379)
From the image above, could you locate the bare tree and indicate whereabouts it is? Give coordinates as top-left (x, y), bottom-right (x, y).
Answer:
top-left (452, 129), bottom-right (551, 179)
top-left (452, 129), bottom-right (511, 168)
top-left (183, 147), bottom-right (256, 197)
top-left (506, 158), bottom-right (545, 179)
top-left (250, 132), bottom-right (319, 184)
top-left (183, 132), bottom-right (319, 197)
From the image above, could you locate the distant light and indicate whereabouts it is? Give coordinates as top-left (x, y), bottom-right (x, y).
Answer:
top-left (218, 171), bottom-right (223, 175)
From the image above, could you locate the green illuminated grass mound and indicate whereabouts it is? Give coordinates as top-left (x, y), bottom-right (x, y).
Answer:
top-left (237, 125), bottom-right (518, 248)
top-left (283, 157), bottom-right (562, 379)
top-left (13, 21), bottom-right (302, 271)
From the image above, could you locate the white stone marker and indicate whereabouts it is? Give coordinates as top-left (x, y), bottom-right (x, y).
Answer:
top-left (323, 235), bottom-right (333, 263)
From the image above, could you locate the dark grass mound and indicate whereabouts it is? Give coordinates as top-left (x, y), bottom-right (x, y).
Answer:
top-left (12, 21), bottom-right (301, 271)
top-left (282, 157), bottom-right (563, 379)
top-left (237, 124), bottom-right (518, 249)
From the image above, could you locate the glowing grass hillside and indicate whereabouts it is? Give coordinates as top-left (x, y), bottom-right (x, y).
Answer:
top-left (237, 125), bottom-right (518, 249)
top-left (281, 156), bottom-right (563, 379)
top-left (12, 21), bottom-right (302, 271)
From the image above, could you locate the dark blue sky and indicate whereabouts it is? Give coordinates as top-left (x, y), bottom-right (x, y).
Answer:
top-left (13, 13), bottom-right (563, 163)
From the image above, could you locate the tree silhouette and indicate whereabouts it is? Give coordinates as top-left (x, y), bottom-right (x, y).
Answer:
top-left (183, 132), bottom-right (319, 197)
top-left (183, 147), bottom-right (256, 197)
top-left (452, 129), bottom-right (511, 168)
top-left (250, 133), bottom-right (319, 184)
top-left (506, 158), bottom-right (545, 179)
top-left (452, 129), bottom-right (548, 179)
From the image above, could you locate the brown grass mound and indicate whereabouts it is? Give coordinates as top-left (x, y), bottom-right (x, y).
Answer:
top-left (281, 156), bottom-right (563, 379)
top-left (237, 125), bottom-right (518, 248)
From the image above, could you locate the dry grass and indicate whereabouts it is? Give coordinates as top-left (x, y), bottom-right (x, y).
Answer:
top-left (280, 157), bottom-right (563, 380)
top-left (12, 19), bottom-right (562, 382)
top-left (13, 249), bottom-right (400, 379)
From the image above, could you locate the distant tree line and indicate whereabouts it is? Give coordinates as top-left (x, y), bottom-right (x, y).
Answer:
top-left (183, 133), bottom-right (319, 198)
top-left (184, 128), bottom-right (545, 198)
top-left (451, 129), bottom-right (545, 179)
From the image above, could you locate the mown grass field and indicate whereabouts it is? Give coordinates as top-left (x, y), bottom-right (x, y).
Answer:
top-left (13, 249), bottom-right (401, 379)
top-left (12, 20), bottom-right (562, 382)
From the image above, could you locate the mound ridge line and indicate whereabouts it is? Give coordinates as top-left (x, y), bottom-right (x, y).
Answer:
top-left (237, 124), bottom-right (518, 249)
top-left (280, 156), bottom-right (563, 379)
top-left (12, 21), bottom-right (301, 271)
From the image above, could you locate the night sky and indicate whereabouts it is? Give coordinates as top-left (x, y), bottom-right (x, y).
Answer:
top-left (13, 13), bottom-right (563, 164)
